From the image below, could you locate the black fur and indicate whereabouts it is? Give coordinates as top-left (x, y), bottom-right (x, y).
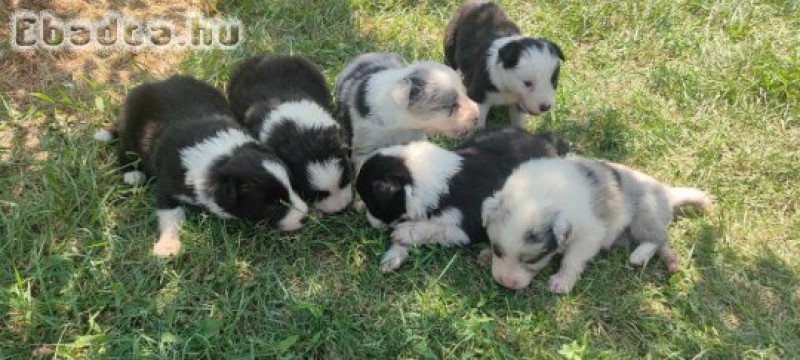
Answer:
top-left (228, 55), bottom-right (352, 206)
top-left (227, 55), bottom-right (333, 134)
top-left (117, 75), bottom-right (293, 226)
top-left (356, 127), bottom-right (569, 242)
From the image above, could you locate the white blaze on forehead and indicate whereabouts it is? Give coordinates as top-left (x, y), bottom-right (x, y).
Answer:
top-left (180, 128), bottom-right (252, 219)
top-left (376, 141), bottom-right (462, 219)
top-left (308, 159), bottom-right (344, 192)
top-left (259, 100), bottom-right (339, 141)
top-left (262, 160), bottom-right (309, 231)
top-left (308, 159), bottom-right (353, 213)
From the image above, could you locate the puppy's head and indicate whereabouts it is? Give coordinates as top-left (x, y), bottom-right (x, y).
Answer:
top-left (355, 152), bottom-right (412, 228)
top-left (492, 37), bottom-right (564, 115)
top-left (390, 62), bottom-right (479, 138)
top-left (306, 154), bottom-right (353, 214)
top-left (211, 146), bottom-right (308, 231)
top-left (481, 194), bottom-right (571, 289)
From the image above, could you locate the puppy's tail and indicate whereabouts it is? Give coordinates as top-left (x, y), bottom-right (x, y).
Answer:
top-left (668, 187), bottom-right (712, 214)
top-left (93, 127), bottom-right (116, 142)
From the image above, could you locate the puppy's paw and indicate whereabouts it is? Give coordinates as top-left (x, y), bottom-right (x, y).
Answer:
top-left (477, 248), bottom-right (492, 267)
top-left (380, 245), bottom-right (409, 273)
top-left (123, 171), bottom-right (146, 185)
top-left (658, 246), bottom-right (680, 273)
top-left (390, 222), bottom-right (417, 246)
top-left (353, 199), bottom-right (366, 212)
top-left (548, 273), bottom-right (577, 294)
top-left (153, 238), bottom-right (181, 258)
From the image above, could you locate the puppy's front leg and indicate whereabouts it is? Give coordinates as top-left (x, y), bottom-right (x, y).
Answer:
top-left (549, 235), bottom-right (603, 294)
top-left (477, 103), bottom-right (491, 128)
top-left (508, 105), bottom-right (525, 128)
top-left (391, 220), bottom-right (469, 247)
top-left (380, 244), bottom-right (410, 273)
top-left (153, 207), bottom-right (185, 258)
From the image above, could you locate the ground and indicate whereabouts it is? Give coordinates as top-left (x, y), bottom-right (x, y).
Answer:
top-left (1, 0), bottom-right (799, 358)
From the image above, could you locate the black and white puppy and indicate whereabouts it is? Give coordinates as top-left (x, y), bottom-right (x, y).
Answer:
top-left (355, 127), bottom-right (569, 272)
top-left (444, 0), bottom-right (565, 127)
top-left (481, 158), bottom-right (712, 293)
top-left (227, 55), bottom-right (353, 214)
top-left (335, 52), bottom-right (480, 168)
top-left (101, 75), bottom-right (308, 257)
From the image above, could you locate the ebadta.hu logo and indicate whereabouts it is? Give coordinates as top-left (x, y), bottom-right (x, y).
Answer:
top-left (9, 10), bottom-right (244, 51)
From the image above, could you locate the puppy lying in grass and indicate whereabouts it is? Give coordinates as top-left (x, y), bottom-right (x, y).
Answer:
top-left (335, 52), bottom-right (480, 169)
top-left (355, 128), bottom-right (568, 272)
top-left (227, 55), bottom-right (353, 214)
top-left (97, 75), bottom-right (307, 257)
top-left (481, 157), bottom-right (712, 293)
top-left (444, 0), bottom-right (565, 127)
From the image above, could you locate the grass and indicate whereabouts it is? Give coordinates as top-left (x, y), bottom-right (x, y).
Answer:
top-left (1, 0), bottom-right (799, 358)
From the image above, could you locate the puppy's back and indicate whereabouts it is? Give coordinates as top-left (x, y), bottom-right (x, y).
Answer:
top-left (228, 55), bottom-right (332, 131)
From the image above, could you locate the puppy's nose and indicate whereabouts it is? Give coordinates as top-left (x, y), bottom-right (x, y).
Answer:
top-left (499, 275), bottom-right (519, 289)
top-left (539, 104), bottom-right (552, 112)
top-left (470, 117), bottom-right (479, 126)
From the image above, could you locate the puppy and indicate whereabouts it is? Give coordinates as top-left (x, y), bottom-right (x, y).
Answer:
top-left (444, 0), bottom-right (565, 127)
top-left (355, 127), bottom-right (568, 272)
top-left (227, 55), bottom-right (352, 214)
top-left (481, 158), bottom-right (712, 293)
top-left (334, 52), bottom-right (480, 168)
top-left (103, 75), bottom-right (308, 257)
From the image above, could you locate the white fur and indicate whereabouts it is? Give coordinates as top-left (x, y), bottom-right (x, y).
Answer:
top-left (153, 207), bottom-right (185, 258)
top-left (376, 141), bottom-right (463, 218)
top-left (485, 36), bottom-right (561, 126)
top-left (123, 171), bottom-right (146, 185)
top-left (180, 128), bottom-right (253, 219)
top-left (341, 56), bottom-right (479, 168)
top-left (307, 159), bottom-right (352, 213)
top-left (483, 157), bottom-right (711, 293)
top-left (258, 100), bottom-right (340, 142)
top-left (381, 208), bottom-right (469, 273)
top-left (93, 129), bottom-right (113, 142)
top-left (262, 160), bottom-right (308, 231)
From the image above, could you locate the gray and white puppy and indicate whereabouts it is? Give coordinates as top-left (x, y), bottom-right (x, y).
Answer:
top-left (481, 157), bottom-right (712, 293)
top-left (444, 0), bottom-right (564, 128)
top-left (335, 52), bottom-right (480, 168)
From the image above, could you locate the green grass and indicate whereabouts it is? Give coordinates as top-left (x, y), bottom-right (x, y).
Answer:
top-left (2, 0), bottom-right (799, 358)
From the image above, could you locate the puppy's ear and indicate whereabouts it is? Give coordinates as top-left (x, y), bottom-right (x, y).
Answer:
top-left (547, 41), bottom-right (565, 61)
top-left (371, 176), bottom-right (403, 205)
top-left (552, 213), bottom-right (572, 247)
top-left (392, 73), bottom-right (427, 108)
top-left (498, 41), bottom-right (523, 68)
top-left (481, 194), bottom-right (506, 227)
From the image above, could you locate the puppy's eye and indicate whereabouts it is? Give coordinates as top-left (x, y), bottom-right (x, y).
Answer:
top-left (492, 243), bottom-right (504, 258)
top-left (523, 80), bottom-right (534, 88)
top-left (447, 103), bottom-right (459, 116)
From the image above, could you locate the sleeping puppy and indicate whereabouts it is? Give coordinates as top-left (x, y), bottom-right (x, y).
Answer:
top-left (444, 0), bottom-right (565, 128)
top-left (355, 128), bottom-right (569, 272)
top-left (105, 75), bottom-right (308, 258)
top-left (227, 55), bottom-right (352, 214)
top-left (481, 158), bottom-right (712, 293)
top-left (334, 52), bottom-right (480, 168)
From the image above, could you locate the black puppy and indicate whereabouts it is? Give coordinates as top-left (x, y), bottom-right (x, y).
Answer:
top-left (228, 55), bottom-right (352, 214)
top-left (444, 0), bottom-right (565, 127)
top-left (355, 127), bottom-right (569, 272)
top-left (102, 75), bottom-right (308, 257)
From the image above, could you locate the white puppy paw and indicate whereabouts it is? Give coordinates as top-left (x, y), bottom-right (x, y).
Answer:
top-left (476, 247), bottom-right (492, 267)
top-left (390, 222), bottom-right (417, 246)
top-left (123, 171), bottom-right (146, 185)
top-left (548, 273), bottom-right (577, 294)
top-left (380, 245), bottom-right (409, 273)
top-left (152, 238), bottom-right (181, 258)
